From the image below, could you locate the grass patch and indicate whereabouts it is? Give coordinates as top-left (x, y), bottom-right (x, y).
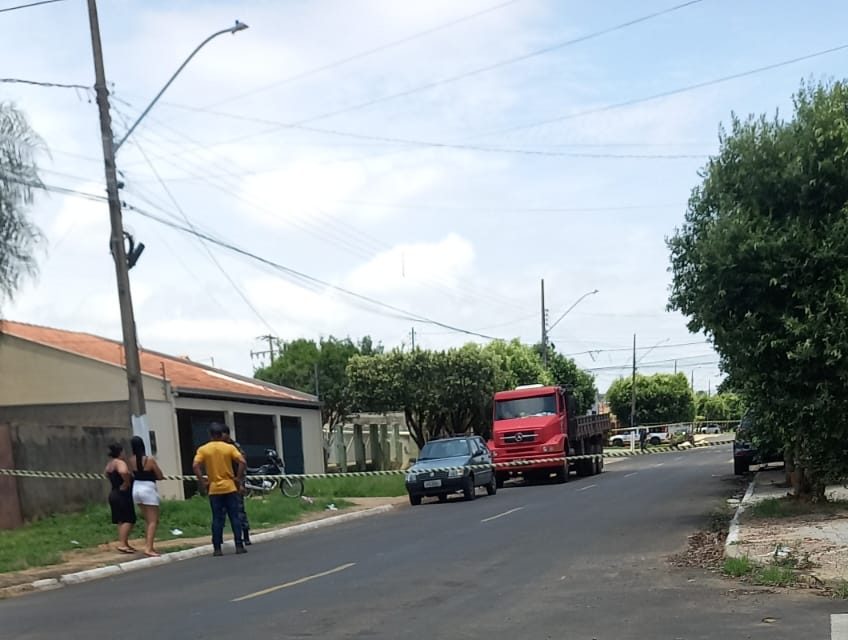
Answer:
top-left (723, 556), bottom-right (756, 577)
top-left (0, 492), bottom-right (333, 574)
top-left (306, 475), bottom-right (406, 498)
top-left (745, 497), bottom-right (848, 520)
top-left (753, 565), bottom-right (796, 587)
top-left (833, 581), bottom-right (848, 599)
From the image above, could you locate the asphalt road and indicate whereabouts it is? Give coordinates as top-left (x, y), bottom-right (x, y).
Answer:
top-left (1, 446), bottom-right (844, 640)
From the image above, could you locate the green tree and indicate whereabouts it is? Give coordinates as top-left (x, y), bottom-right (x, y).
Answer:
top-left (606, 373), bottom-right (695, 426)
top-left (668, 80), bottom-right (848, 498)
top-left (0, 104), bottom-right (42, 307)
top-left (545, 347), bottom-right (598, 415)
top-left (483, 339), bottom-right (551, 390)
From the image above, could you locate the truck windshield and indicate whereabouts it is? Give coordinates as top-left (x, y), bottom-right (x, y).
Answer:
top-left (419, 439), bottom-right (470, 459)
top-left (495, 395), bottom-right (556, 420)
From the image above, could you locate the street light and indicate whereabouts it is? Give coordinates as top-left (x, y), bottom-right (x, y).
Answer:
top-left (114, 20), bottom-right (249, 153)
top-left (548, 289), bottom-right (599, 332)
top-left (86, 0), bottom-right (249, 450)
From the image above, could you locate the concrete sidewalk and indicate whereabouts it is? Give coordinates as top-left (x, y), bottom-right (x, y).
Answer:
top-left (727, 469), bottom-right (848, 583)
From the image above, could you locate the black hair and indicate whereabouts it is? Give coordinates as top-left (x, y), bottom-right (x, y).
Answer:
top-left (209, 423), bottom-right (226, 438)
top-left (130, 436), bottom-right (146, 472)
top-left (108, 443), bottom-right (123, 459)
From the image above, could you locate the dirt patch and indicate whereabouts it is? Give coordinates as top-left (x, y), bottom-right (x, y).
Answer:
top-left (0, 497), bottom-right (404, 593)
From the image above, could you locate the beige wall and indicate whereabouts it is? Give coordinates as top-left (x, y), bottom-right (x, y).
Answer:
top-left (146, 400), bottom-right (182, 500)
top-left (0, 336), bottom-right (167, 405)
top-left (174, 397), bottom-right (323, 473)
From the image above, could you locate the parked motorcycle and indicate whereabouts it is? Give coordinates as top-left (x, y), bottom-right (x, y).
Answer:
top-left (244, 448), bottom-right (304, 498)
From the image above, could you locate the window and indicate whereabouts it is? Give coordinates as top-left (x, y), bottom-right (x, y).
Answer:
top-left (495, 395), bottom-right (557, 420)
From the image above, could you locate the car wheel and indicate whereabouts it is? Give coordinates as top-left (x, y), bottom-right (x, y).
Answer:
top-left (463, 475), bottom-right (476, 501)
top-left (486, 474), bottom-right (497, 496)
top-left (733, 458), bottom-right (750, 476)
top-left (437, 493), bottom-right (448, 503)
top-left (409, 493), bottom-right (422, 506)
top-left (612, 439), bottom-right (623, 447)
top-left (649, 437), bottom-right (661, 446)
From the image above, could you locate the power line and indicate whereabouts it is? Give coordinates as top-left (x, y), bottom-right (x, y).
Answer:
top-left (586, 354), bottom-right (716, 371)
top-left (564, 340), bottom-right (709, 357)
top-left (272, 0), bottom-right (706, 127)
top-left (485, 42), bottom-right (848, 137)
top-left (202, 0), bottom-right (523, 110)
top-left (0, 0), bottom-right (64, 13)
top-left (122, 102), bottom-right (709, 162)
top-left (120, 202), bottom-right (506, 341)
top-left (1, 78), bottom-right (89, 90)
top-left (112, 101), bottom-right (531, 313)
top-left (10, 177), bottom-right (509, 341)
top-left (116, 126), bottom-right (281, 336)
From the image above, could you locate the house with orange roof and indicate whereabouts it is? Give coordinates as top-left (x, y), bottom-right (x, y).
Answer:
top-left (0, 321), bottom-right (322, 525)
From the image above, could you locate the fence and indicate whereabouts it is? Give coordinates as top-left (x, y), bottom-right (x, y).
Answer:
top-left (323, 414), bottom-right (419, 472)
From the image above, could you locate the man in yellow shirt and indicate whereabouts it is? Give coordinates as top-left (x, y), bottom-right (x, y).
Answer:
top-left (193, 423), bottom-right (247, 556)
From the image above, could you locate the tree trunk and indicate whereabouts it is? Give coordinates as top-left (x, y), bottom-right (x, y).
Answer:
top-left (405, 408), bottom-right (425, 449)
top-left (789, 446), bottom-right (826, 501)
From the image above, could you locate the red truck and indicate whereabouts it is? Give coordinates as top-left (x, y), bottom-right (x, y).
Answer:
top-left (487, 384), bottom-right (610, 487)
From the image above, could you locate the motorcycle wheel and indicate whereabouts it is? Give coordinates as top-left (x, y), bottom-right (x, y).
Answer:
top-left (281, 477), bottom-right (304, 498)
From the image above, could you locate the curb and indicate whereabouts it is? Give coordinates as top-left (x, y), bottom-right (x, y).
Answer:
top-left (3, 504), bottom-right (394, 597)
top-left (725, 473), bottom-right (758, 557)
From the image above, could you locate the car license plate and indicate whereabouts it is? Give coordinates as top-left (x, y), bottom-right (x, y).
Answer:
top-left (423, 479), bottom-right (442, 488)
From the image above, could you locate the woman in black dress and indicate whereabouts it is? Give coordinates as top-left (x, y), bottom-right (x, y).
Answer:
top-left (105, 443), bottom-right (136, 553)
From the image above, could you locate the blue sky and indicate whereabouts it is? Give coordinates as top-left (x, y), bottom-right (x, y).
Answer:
top-left (4, 0), bottom-right (848, 392)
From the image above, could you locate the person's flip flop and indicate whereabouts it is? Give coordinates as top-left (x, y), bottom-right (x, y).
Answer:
top-left (144, 551), bottom-right (160, 558)
top-left (117, 547), bottom-right (135, 554)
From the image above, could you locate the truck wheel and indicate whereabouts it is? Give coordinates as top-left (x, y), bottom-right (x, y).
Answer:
top-left (595, 456), bottom-right (604, 474)
top-left (649, 436), bottom-right (661, 446)
top-left (555, 460), bottom-right (569, 483)
top-left (733, 458), bottom-right (750, 475)
top-left (496, 473), bottom-right (506, 489)
top-left (409, 493), bottom-right (422, 506)
top-left (486, 475), bottom-right (497, 496)
top-left (437, 493), bottom-right (448, 503)
top-left (463, 476), bottom-right (476, 501)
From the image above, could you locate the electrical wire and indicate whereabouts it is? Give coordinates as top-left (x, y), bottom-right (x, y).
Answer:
top-left (484, 42), bottom-right (848, 137)
top-left (0, 0), bottom-right (64, 14)
top-left (564, 340), bottom-right (708, 357)
top-left (265, 0), bottom-right (706, 127)
top-left (10, 176), bottom-right (509, 341)
top-left (1, 78), bottom-right (88, 90)
top-left (202, 0), bottom-right (524, 110)
top-left (116, 126), bottom-right (282, 336)
top-left (112, 101), bottom-right (531, 313)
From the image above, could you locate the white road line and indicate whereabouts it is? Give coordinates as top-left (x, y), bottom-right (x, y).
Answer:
top-left (232, 563), bottom-right (356, 602)
top-left (653, 463), bottom-right (665, 467)
top-left (481, 507), bottom-right (524, 523)
top-left (673, 456), bottom-right (683, 461)
top-left (577, 484), bottom-right (598, 492)
top-left (833, 614), bottom-right (848, 640)
top-left (623, 472), bottom-right (638, 478)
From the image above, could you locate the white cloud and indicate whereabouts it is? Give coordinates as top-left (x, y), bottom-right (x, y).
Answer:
top-left (346, 233), bottom-right (474, 295)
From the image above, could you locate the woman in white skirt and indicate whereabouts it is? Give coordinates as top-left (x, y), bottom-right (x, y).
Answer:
top-left (129, 436), bottom-right (164, 557)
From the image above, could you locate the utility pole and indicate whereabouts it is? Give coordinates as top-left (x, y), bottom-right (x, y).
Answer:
top-left (540, 278), bottom-right (548, 366)
top-left (674, 359), bottom-right (678, 374)
top-left (410, 327), bottom-right (416, 351)
top-left (87, 0), bottom-right (148, 448)
top-left (630, 334), bottom-right (637, 429)
top-left (314, 362), bottom-right (320, 398)
top-left (691, 370), bottom-right (694, 390)
top-left (257, 334), bottom-right (277, 364)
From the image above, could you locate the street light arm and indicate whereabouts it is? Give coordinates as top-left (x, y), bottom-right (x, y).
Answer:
top-left (114, 20), bottom-right (248, 153)
top-left (548, 289), bottom-right (599, 332)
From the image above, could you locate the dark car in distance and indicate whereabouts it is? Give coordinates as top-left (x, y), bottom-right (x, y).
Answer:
top-left (733, 412), bottom-right (782, 475)
top-left (405, 436), bottom-right (497, 505)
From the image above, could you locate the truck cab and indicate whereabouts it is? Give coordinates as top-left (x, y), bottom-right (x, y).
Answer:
top-left (487, 385), bottom-right (607, 486)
